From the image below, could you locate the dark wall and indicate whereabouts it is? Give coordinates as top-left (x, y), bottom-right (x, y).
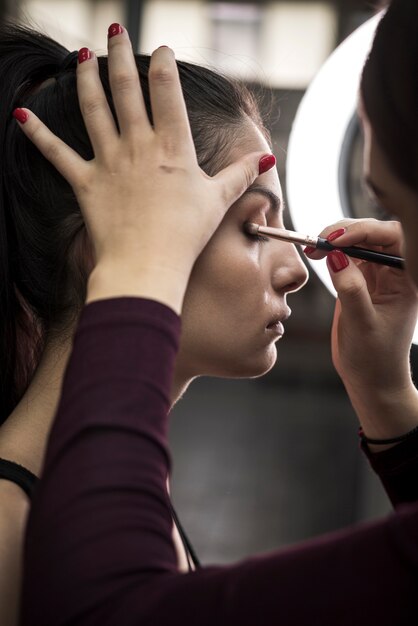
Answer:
top-left (0, 0), bottom-right (6, 22)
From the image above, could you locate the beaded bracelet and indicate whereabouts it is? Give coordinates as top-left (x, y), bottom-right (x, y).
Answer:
top-left (358, 424), bottom-right (418, 445)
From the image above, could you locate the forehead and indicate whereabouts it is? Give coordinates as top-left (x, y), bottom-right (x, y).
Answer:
top-left (226, 120), bottom-right (283, 198)
top-left (228, 119), bottom-right (271, 158)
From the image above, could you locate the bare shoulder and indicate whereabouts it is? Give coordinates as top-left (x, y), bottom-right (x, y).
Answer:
top-left (0, 480), bottom-right (30, 517)
top-left (0, 481), bottom-right (29, 626)
top-left (0, 480), bottom-right (29, 556)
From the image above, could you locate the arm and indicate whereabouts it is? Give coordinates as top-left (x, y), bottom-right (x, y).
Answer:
top-left (361, 430), bottom-right (418, 506)
top-left (306, 220), bottom-right (418, 442)
top-left (21, 296), bottom-right (418, 626)
top-left (305, 220), bottom-right (418, 506)
top-left (0, 481), bottom-right (29, 626)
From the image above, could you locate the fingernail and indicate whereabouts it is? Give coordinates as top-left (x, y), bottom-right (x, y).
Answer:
top-left (303, 246), bottom-right (316, 255)
top-left (259, 154), bottom-right (276, 175)
top-left (327, 228), bottom-right (346, 242)
top-left (158, 45), bottom-right (169, 49)
top-left (78, 47), bottom-right (92, 64)
top-left (108, 23), bottom-right (124, 39)
top-left (327, 250), bottom-right (349, 272)
top-left (12, 108), bottom-right (29, 124)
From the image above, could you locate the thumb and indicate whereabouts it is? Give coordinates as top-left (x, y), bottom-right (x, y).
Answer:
top-left (326, 251), bottom-right (375, 324)
top-left (213, 152), bottom-right (276, 210)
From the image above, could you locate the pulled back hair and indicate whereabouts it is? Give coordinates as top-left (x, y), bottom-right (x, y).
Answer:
top-left (0, 23), bottom-right (268, 425)
top-left (360, 0), bottom-right (418, 192)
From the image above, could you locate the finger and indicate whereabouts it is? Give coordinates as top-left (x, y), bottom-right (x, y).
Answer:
top-left (76, 48), bottom-right (119, 158)
top-left (107, 24), bottom-right (151, 138)
top-left (13, 108), bottom-right (86, 189)
top-left (326, 250), bottom-right (375, 324)
top-left (148, 46), bottom-right (195, 154)
top-left (305, 219), bottom-right (404, 262)
top-left (320, 219), bottom-right (403, 253)
top-left (304, 220), bottom-right (352, 261)
top-left (213, 152), bottom-right (276, 218)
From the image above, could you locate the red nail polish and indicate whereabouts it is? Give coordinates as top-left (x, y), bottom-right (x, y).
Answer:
top-left (78, 48), bottom-right (91, 64)
top-left (327, 228), bottom-right (346, 242)
top-left (259, 154), bottom-right (276, 175)
top-left (327, 250), bottom-right (349, 272)
top-left (108, 23), bottom-right (124, 38)
top-left (12, 108), bottom-right (29, 124)
top-left (304, 246), bottom-right (316, 255)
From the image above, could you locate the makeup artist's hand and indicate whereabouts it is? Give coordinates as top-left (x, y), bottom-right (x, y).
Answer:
top-left (13, 26), bottom-right (274, 315)
top-left (305, 218), bottom-right (418, 446)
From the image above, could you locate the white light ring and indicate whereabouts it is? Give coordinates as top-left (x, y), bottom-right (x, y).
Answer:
top-left (287, 12), bottom-right (382, 266)
top-left (286, 12), bottom-right (418, 344)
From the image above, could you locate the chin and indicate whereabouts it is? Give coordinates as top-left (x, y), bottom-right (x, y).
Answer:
top-left (205, 345), bottom-right (278, 379)
top-left (242, 352), bottom-right (277, 379)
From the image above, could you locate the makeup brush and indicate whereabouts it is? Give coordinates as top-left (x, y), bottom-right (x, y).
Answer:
top-left (245, 223), bottom-right (405, 270)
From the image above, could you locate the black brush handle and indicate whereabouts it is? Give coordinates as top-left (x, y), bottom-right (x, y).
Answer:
top-left (316, 238), bottom-right (405, 270)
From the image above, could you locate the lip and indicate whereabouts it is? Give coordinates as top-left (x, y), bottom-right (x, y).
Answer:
top-left (265, 307), bottom-right (291, 336)
top-left (266, 320), bottom-right (285, 336)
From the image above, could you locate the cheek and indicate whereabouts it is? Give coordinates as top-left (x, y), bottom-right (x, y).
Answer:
top-left (183, 237), bottom-right (265, 320)
top-left (199, 241), bottom-right (260, 291)
top-left (404, 233), bottom-right (418, 288)
top-left (177, 235), bottom-right (279, 378)
top-left (397, 207), bottom-right (418, 278)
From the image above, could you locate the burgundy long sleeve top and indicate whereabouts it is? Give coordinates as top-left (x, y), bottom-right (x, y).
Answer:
top-left (21, 297), bottom-right (418, 625)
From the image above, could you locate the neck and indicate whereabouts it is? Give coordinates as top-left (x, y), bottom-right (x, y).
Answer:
top-left (0, 332), bottom-right (195, 476)
top-left (0, 334), bottom-right (73, 476)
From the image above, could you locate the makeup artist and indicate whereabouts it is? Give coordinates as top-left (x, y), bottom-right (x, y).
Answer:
top-left (305, 0), bottom-right (418, 458)
top-left (1, 0), bottom-right (417, 624)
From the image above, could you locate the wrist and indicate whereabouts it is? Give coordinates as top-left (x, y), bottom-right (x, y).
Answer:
top-left (347, 383), bottom-right (418, 448)
top-left (86, 261), bottom-right (190, 315)
top-left (358, 423), bottom-right (418, 451)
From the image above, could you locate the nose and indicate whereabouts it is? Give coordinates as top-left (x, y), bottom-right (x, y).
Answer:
top-left (271, 242), bottom-right (309, 294)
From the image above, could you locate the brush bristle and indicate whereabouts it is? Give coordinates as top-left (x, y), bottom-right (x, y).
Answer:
top-left (244, 222), bottom-right (259, 235)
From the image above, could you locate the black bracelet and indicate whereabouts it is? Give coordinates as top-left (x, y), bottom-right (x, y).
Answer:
top-left (358, 424), bottom-right (418, 445)
top-left (0, 458), bottom-right (38, 499)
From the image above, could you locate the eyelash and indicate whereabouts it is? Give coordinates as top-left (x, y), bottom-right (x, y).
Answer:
top-left (366, 190), bottom-right (397, 221)
top-left (375, 204), bottom-right (397, 221)
top-left (244, 230), bottom-right (269, 243)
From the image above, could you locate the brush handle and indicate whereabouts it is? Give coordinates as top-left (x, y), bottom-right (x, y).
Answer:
top-left (316, 238), bottom-right (405, 270)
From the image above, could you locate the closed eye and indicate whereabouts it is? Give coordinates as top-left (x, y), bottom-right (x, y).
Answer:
top-left (243, 223), bottom-right (269, 243)
top-left (364, 182), bottom-right (397, 221)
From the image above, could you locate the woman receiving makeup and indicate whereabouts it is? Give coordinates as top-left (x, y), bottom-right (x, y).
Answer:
top-left (0, 22), bottom-right (306, 626)
top-left (0, 1), bottom-right (417, 623)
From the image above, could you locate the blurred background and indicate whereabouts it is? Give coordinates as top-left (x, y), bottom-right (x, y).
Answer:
top-left (1, 0), bottom-right (406, 564)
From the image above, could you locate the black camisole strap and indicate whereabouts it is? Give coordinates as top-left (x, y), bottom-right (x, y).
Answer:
top-left (0, 458), bottom-right (38, 499)
top-left (168, 498), bottom-right (201, 571)
top-left (0, 458), bottom-right (200, 570)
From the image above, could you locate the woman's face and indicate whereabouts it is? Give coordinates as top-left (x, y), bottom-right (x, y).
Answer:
top-left (360, 106), bottom-right (418, 285)
top-left (174, 121), bottom-right (309, 383)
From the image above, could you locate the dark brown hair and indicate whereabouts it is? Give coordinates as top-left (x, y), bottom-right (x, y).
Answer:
top-left (360, 0), bottom-right (418, 191)
top-left (0, 23), bottom-right (269, 424)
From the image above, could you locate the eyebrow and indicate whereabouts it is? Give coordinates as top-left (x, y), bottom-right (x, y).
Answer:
top-left (243, 183), bottom-right (283, 213)
top-left (365, 176), bottom-right (386, 199)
